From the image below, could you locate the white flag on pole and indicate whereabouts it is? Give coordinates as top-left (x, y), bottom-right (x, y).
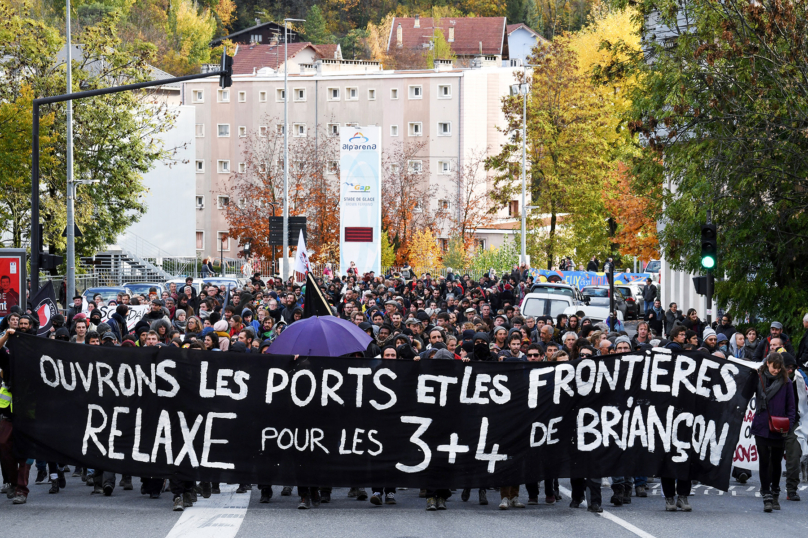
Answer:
top-left (293, 229), bottom-right (310, 283)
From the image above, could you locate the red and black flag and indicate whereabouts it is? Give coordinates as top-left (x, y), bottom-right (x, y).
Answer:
top-left (303, 271), bottom-right (332, 318)
top-left (28, 281), bottom-right (58, 336)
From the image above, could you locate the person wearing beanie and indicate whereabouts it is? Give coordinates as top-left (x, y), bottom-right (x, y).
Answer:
top-left (213, 320), bottom-right (231, 351)
top-left (702, 328), bottom-right (718, 353)
top-left (715, 333), bottom-right (729, 355)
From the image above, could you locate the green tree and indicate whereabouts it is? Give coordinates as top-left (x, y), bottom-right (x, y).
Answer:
top-left (0, 4), bottom-right (178, 263)
top-left (442, 236), bottom-right (469, 271)
top-left (619, 0), bottom-right (808, 335)
top-left (425, 27), bottom-right (456, 68)
top-left (507, 0), bottom-right (528, 24)
top-left (487, 38), bottom-right (613, 269)
top-left (381, 230), bottom-right (396, 267)
top-left (303, 5), bottom-right (335, 44)
top-left (470, 236), bottom-right (520, 276)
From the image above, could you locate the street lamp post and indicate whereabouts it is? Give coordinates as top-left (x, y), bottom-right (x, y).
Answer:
top-left (65, 0), bottom-right (76, 304)
top-left (282, 18), bottom-right (305, 283)
top-left (511, 64), bottom-right (537, 267)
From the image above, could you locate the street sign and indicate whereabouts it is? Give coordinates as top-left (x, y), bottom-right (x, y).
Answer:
top-left (269, 216), bottom-right (306, 245)
top-left (61, 223), bottom-right (83, 238)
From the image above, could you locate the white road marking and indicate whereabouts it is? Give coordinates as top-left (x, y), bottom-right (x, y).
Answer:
top-left (165, 485), bottom-right (250, 538)
top-left (558, 486), bottom-right (657, 538)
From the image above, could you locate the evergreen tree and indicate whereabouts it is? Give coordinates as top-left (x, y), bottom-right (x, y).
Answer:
top-left (507, 0), bottom-right (527, 24)
top-left (302, 5), bottom-right (334, 44)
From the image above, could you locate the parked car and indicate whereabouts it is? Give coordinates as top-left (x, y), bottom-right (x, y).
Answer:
top-left (615, 282), bottom-right (643, 320)
top-left (165, 278), bottom-right (202, 294)
top-left (580, 286), bottom-right (628, 319)
top-left (122, 282), bottom-right (166, 298)
top-left (644, 260), bottom-right (660, 273)
top-left (520, 292), bottom-right (577, 319)
top-left (202, 277), bottom-right (240, 291)
top-left (81, 286), bottom-right (131, 310)
top-left (563, 305), bottom-right (625, 324)
top-left (529, 282), bottom-right (586, 304)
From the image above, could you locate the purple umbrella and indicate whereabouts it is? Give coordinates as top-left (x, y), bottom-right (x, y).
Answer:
top-left (268, 316), bottom-right (372, 357)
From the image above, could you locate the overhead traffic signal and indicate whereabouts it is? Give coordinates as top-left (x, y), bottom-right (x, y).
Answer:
top-left (700, 224), bottom-right (717, 270)
top-left (219, 52), bottom-right (233, 89)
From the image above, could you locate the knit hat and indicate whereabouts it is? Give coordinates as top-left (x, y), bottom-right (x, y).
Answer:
top-left (213, 320), bottom-right (229, 332)
top-left (614, 335), bottom-right (632, 348)
top-left (716, 333), bottom-right (728, 343)
top-left (703, 328), bottom-right (717, 340)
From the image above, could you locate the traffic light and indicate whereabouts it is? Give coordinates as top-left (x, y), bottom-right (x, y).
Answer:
top-left (39, 253), bottom-right (63, 271)
top-left (700, 224), bottom-right (717, 270)
top-left (219, 51), bottom-right (233, 89)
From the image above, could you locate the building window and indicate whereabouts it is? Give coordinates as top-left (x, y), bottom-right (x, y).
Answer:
top-left (238, 162), bottom-right (246, 173)
top-left (195, 195), bottom-right (205, 209)
top-left (476, 238), bottom-right (487, 251)
top-left (390, 125), bottom-right (399, 136)
top-left (326, 161), bottom-right (338, 174)
top-left (438, 160), bottom-right (451, 174)
top-left (259, 162), bottom-right (267, 173)
top-left (328, 87), bottom-right (340, 101)
top-left (439, 199), bottom-right (450, 209)
top-left (217, 195), bottom-right (230, 209)
top-left (195, 124), bottom-right (204, 137)
top-left (276, 88), bottom-right (285, 102)
top-left (276, 124), bottom-right (285, 135)
top-left (217, 160), bottom-right (230, 173)
top-left (408, 160), bottom-right (422, 174)
top-left (439, 238), bottom-right (449, 251)
top-left (408, 122), bottom-right (422, 136)
top-left (238, 126), bottom-right (247, 137)
top-left (217, 124), bottom-right (230, 137)
top-left (259, 91), bottom-right (267, 102)
top-left (438, 84), bottom-right (452, 99)
top-left (346, 87), bottom-right (358, 100)
top-left (259, 126), bottom-right (268, 137)
top-left (391, 163), bottom-right (401, 174)
top-left (328, 123), bottom-right (340, 137)
top-left (218, 232), bottom-right (229, 251)
top-left (508, 200), bottom-right (519, 216)
top-left (238, 91), bottom-right (246, 102)
top-left (390, 88), bottom-right (399, 99)
top-left (294, 88), bottom-right (306, 101)
top-left (294, 123), bottom-right (306, 137)
top-left (196, 231), bottom-right (204, 250)
top-left (195, 160), bottom-right (204, 173)
top-left (217, 89), bottom-right (229, 102)
top-left (368, 89), bottom-right (376, 100)
top-left (437, 122), bottom-right (451, 136)
top-left (409, 85), bottom-right (422, 99)
top-left (192, 89), bottom-right (203, 103)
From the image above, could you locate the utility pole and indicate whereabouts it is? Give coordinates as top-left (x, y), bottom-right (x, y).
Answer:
top-left (65, 0), bottom-right (76, 305)
top-left (511, 64), bottom-right (537, 267)
top-left (282, 18), bottom-right (305, 283)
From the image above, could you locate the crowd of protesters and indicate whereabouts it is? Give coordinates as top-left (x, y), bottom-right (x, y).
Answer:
top-left (0, 261), bottom-right (806, 514)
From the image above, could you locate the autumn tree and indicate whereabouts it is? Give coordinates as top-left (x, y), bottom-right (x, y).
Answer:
top-left (602, 163), bottom-right (659, 261)
top-left (446, 149), bottom-right (496, 246)
top-left (408, 229), bottom-right (442, 276)
top-left (382, 140), bottom-right (446, 263)
top-left (221, 115), bottom-right (340, 262)
top-left (487, 39), bottom-right (613, 269)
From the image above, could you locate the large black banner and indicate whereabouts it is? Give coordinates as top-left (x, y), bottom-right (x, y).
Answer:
top-left (8, 334), bottom-right (752, 489)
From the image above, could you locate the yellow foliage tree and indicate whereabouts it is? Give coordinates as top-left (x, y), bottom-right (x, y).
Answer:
top-left (408, 229), bottom-right (442, 275)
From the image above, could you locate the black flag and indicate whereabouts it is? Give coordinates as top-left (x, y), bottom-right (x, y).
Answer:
top-left (303, 271), bottom-right (332, 317)
top-left (28, 281), bottom-right (58, 336)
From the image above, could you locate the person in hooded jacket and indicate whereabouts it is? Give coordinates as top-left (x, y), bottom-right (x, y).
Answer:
top-left (359, 322), bottom-right (382, 358)
top-left (743, 352), bottom-right (796, 512)
top-left (150, 319), bottom-right (172, 345)
top-left (797, 313), bottom-right (808, 368)
top-left (729, 332), bottom-right (750, 359)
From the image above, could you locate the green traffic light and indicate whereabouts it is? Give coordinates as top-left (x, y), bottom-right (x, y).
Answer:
top-left (701, 256), bottom-right (715, 269)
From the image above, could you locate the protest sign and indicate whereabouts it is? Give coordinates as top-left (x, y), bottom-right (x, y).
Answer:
top-left (89, 305), bottom-right (150, 331)
top-left (531, 269), bottom-right (653, 288)
top-left (9, 335), bottom-right (752, 489)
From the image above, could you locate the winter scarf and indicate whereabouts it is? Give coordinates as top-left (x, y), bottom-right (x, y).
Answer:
top-left (757, 368), bottom-right (785, 413)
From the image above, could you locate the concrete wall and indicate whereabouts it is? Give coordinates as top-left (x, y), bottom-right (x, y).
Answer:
top-left (117, 105), bottom-right (196, 256)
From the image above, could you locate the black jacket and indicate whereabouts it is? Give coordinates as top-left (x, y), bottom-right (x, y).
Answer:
top-left (798, 329), bottom-right (808, 368)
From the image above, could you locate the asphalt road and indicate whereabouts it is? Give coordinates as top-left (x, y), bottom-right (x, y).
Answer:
top-left (1, 471), bottom-right (805, 538)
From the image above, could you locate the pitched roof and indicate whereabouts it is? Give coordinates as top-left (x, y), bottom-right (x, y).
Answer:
top-left (210, 21), bottom-right (298, 46)
top-left (311, 44), bottom-right (342, 60)
top-left (506, 23), bottom-right (542, 38)
top-left (387, 17), bottom-right (507, 56)
top-left (231, 42), bottom-right (316, 75)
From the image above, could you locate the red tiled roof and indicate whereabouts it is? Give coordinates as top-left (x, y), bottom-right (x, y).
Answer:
top-left (311, 44), bottom-right (341, 60)
top-left (388, 17), bottom-right (506, 56)
top-left (232, 42), bottom-right (332, 75)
